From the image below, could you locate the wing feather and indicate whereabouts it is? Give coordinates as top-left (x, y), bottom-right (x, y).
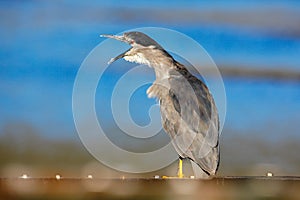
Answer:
top-left (163, 68), bottom-right (220, 174)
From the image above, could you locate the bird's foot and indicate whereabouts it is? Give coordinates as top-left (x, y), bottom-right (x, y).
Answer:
top-left (161, 158), bottom-right (185, 179)
top-left (161, 174), bottom-right (185, 179)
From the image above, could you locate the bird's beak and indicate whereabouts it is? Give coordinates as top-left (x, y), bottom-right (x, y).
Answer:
top-left (101, 34), bottom-right (131, 64)
top-left (100, 34), bottom-right (127, 42)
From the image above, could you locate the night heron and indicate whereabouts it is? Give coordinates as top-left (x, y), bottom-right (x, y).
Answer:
top-left (102, 31), bottom-right (220, 179)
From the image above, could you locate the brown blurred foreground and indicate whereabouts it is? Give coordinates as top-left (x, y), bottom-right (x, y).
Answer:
top-left (0, 177), bottom-right (300, 200)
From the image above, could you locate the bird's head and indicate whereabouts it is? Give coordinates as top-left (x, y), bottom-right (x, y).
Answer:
top-left (101, 31), bottom-right (171, 65)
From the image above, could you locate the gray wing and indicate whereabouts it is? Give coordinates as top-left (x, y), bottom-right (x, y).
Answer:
top-left (162, 69), bottom-right (219, 175)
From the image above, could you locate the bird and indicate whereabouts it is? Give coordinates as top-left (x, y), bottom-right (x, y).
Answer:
top-left (101, 31), bottom-right (220, 179)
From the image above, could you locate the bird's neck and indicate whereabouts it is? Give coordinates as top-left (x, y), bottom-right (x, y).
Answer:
top-left (153, 66), bottom-right (171, 80)
top-left (152, 60), bottom-right (186, 80)
top-left (147, 61), bottom-right (189, 99)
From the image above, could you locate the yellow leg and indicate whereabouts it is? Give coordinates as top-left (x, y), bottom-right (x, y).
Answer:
top-left (162, 158), bottom-right (184, 179)
top-left (177, 158), bottom-right (184, 178)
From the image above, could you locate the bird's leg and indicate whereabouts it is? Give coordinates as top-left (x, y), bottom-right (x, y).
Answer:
top-left (162, 158), bottom-right (184, 179)
top-left (177, 158), bottom-right (184, 178)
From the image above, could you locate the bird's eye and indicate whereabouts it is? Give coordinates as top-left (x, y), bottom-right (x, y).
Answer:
top-left (130, 41), bottom-right (135, 45)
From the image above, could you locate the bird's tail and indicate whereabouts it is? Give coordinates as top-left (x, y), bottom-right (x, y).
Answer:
top-left (190, 160), bottom-right (211, 179)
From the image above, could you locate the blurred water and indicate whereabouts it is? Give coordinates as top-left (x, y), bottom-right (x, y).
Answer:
top-left (0, 0), bottom-right (300, 141)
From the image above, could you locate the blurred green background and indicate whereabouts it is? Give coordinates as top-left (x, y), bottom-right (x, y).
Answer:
top-left (1, 0), bottom-right (300, 178)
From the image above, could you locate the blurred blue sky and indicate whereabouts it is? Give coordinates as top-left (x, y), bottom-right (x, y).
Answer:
top-left (0, 0), bottom-right (300, 142)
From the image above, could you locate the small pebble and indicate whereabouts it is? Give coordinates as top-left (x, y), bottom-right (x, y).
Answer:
top-left (266, 172), bottom-right (273, 177)
top-left (55, 174), bottom-right (61, 180)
